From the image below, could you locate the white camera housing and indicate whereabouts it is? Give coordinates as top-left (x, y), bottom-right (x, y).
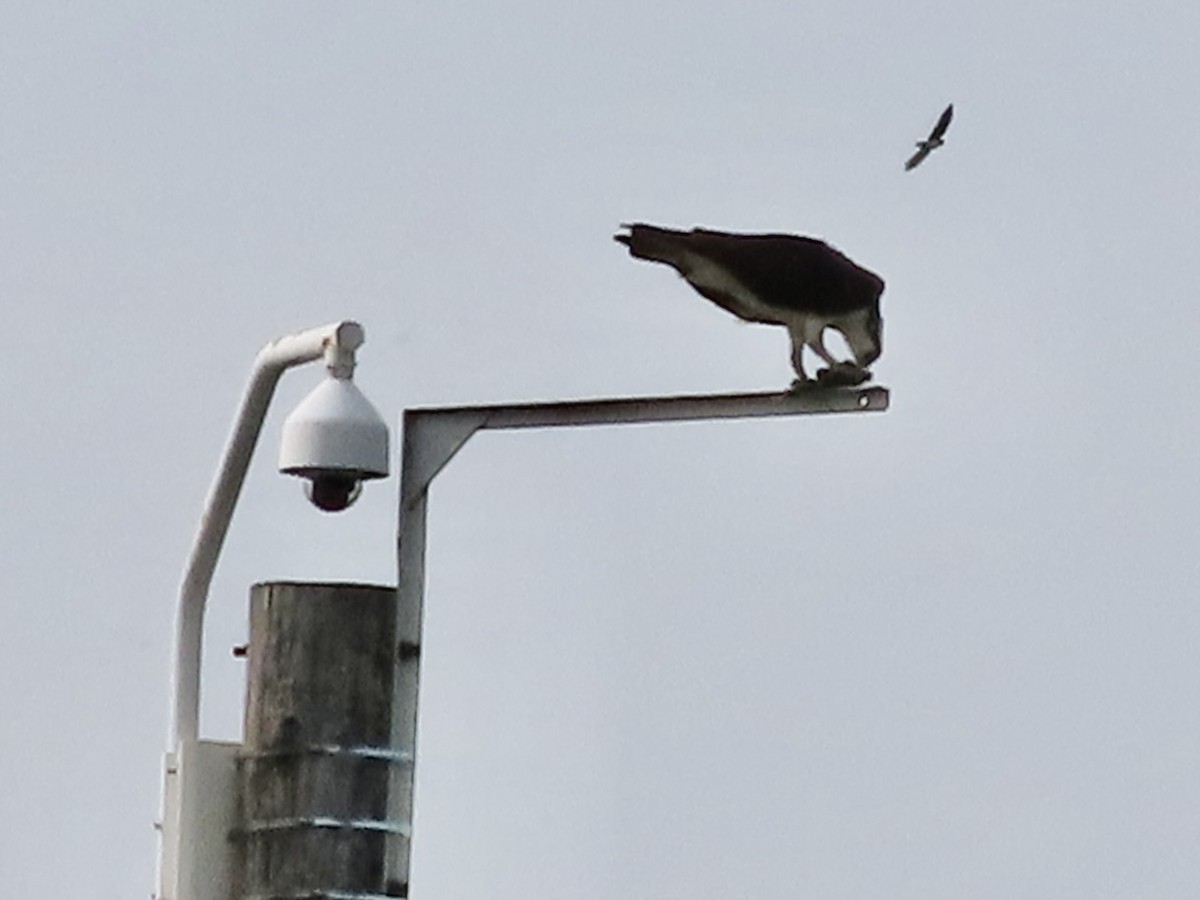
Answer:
top-left (279, 376), bottom-right (390, 512)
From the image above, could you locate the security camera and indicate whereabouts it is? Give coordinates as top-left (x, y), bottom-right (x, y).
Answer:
top-left (279, 375), bottom-right (389, 512)
top-left (302, 473), bottom-right (363, 513)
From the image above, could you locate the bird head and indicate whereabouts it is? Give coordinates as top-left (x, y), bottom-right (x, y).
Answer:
top-left (841, 304), bottom-right (882, 368)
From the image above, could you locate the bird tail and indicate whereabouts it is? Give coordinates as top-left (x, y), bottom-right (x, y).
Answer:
top-left (614, 223), bottom-right (690, 266)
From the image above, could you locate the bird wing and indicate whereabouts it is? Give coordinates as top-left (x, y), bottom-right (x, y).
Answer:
top-left (615, 225), bottom-right (884, 320)
top-left (904, 145), bottom-right (932, 171)
top-left (928, 103), bottom-right (954, 142)
top-left (684, 230), bottom-right (883, 318)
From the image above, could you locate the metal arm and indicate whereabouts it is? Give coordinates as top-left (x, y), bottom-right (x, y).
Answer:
top-left (171, 321), bottom-right (365, 747)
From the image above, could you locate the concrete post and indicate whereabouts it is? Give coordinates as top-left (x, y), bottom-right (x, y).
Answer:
top-left (235, 581), bottom-right (407, 899)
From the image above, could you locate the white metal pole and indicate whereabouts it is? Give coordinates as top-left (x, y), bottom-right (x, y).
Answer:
top-left (170, 320), bottom-right (365, 747)
top-left (158, 320), bottom-right (384, 900)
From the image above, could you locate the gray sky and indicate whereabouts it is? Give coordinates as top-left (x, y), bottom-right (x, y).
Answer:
top-left (4, 1), bottom-right (1200, 897)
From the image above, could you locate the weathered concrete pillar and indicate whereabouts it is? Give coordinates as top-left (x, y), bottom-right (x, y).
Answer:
top-left (235, 581), bottom-right (406, 898)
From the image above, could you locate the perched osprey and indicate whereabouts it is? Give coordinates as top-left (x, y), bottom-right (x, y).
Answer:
top-left (904, 103), bottom-right (954, 171)
top-left (614, 224), bottom-right (884, 388)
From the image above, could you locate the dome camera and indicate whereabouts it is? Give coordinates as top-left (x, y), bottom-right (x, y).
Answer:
top-left (301, 472), bottom-right (363, 513)
top-left (279, 375), bottom-right (389, 513)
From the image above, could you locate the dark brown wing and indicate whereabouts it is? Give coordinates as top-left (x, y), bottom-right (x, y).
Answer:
top-left (686, 230), bottom-right (883, 317)
top-left (615, 224), bottom-right (883, 320)
top-left (928, 103), bottom-right (954, 142)
top-left (904, 145), bottom-right (932, 171)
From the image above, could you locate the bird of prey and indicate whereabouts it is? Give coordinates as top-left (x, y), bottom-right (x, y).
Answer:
top-left (904, 103), bottom-right (954, 171)
top-left (614, 224), bottom-right (884, 388)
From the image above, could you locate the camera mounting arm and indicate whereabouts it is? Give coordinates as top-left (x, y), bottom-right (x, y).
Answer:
top-left (171, 320), bottom-right (378, 748)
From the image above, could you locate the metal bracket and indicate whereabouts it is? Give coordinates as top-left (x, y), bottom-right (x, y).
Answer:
top-left (241, 892), bottom-right (405, 900)
top-left (235, 816), bottom-right (412, 838)
top-left (388, 383), bottom-right (890, 891)
top-left (400, 385), bottom-right (888, 509)
top-left (239, 744), bottom-right (413, 765)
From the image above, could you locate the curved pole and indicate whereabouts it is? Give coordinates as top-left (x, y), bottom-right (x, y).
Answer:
top-left (170, 321), bottom-right (365, 747)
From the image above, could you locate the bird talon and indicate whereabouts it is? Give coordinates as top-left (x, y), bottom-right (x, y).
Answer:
top-left (816, 364), bottom-right (871, 388)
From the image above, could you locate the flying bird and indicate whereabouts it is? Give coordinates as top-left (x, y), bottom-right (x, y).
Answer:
top-left (614, 224), bottom-right (884, 388)
top-left (904, 103), bottom-right (954, 171)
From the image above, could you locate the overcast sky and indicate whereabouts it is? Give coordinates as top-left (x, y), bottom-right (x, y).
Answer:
top-left (5, 2), bottom-right (1200, 897)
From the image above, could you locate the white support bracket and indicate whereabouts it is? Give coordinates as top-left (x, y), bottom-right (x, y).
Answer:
top-left (157, 740), bottom-right (241, 900)
top-left (173, 320), bottom-right (369, 747)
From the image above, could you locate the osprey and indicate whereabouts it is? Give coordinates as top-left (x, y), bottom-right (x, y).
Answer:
top-left (614, 223), bottom-right (884, 388)
top-left (905, 103), bottom-right (954, 171)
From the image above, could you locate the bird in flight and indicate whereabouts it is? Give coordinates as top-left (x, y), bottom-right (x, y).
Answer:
top-left (615, 224), bottom-right (884, 389)
top-left (904, 103), bottom-right (954, 171)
